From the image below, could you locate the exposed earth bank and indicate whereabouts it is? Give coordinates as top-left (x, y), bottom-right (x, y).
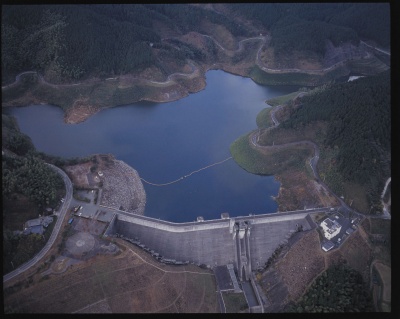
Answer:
top-left (3, 9), bottom-right (386, 125)
top-left (64, 154), bottom-right (146, 215)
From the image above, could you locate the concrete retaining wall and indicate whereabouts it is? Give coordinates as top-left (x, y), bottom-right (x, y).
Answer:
top-left (249, 213), bottom-right (313, 269)
top-left (116, 217), bottom-right (235, 266)
top-left (111, 210), bottom-right (319, 270)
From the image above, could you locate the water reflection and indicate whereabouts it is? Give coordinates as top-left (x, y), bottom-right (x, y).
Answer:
top-left (6, 70), bottom-right (298, 222)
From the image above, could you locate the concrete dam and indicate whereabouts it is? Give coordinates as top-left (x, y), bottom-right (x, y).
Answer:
top-left (105, 208), bottom-right (322, 278)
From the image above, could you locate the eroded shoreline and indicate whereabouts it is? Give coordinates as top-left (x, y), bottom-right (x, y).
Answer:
top-left (64, 154), bottom-right (146, 215)
top-left (2, 30), bottom-right (381, 124)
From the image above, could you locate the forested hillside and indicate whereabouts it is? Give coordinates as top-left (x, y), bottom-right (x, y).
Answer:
top-left (286, 264), bottom-right (373, 312)
top-left (281, 70), bottom-right (390, 211)
top-left (230, 3), bottom-right (390, 55)
top-left (2, 114), bottom-right (64, 208)
top-left (1, 4), bottom-right (249, 82)
top-left (2, 113), bottom-right (95, 274)
top-left (2, 3), bottom-right (389, 83)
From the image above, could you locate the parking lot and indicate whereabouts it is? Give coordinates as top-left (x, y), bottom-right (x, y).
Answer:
top-left (68, 188), bottom-right (115, 235)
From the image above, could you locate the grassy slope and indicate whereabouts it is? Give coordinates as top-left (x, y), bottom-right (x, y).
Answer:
top-left (265, 91), bottom-right (302, 107)
top-left (230, 97), bottom-right (328, 212)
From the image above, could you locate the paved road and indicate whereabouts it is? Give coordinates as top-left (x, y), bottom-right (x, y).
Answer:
top-left (360, 41), bottom-right (390, 56)
top-left (4, 30), bottom-right (375, 91)
top-left (250, 98), bottom-right (358, 215)
top-left (253, 92), bottom-right (390, 221)
top-left (3, 164), bottom-right (73, 283)
top-left (1, 71), bottom-right (81, 90)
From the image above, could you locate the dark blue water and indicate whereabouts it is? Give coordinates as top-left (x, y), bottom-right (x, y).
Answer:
top-left (5, 71), bottom-right (299, 222)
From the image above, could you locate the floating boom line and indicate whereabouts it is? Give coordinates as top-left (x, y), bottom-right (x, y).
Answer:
top-left (140, 156), bottom-right (233, 187)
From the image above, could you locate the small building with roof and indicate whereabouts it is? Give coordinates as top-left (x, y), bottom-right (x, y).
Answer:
top-left (24, 216), bottom-right (54, 233)
top-left (320, 218), bottom-right (342, 240)
top-left (25, 218), bottom-right (41, 229)
top-left (221, 212), bottom-right (230, 219)
top-left (23, 225), bottom-right (44, 235)
top-left (322, 240), bottom-right (335, 252)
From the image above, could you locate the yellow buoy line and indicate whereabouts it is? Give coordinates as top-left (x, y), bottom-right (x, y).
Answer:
top-left (140, 156), bottom-right (233, 187)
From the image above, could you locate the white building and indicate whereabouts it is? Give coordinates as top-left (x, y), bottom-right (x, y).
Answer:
top-left (320, 218), bottom-right (342, 240)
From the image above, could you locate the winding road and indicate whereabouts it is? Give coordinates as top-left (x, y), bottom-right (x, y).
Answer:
top-left (360, 41), bottom-right (390, 56)
top-left (2, 26), bottom-right (390, 293)
top-left (3, 164), bottom-right (73, 284)
top-left (249, 100), bottom-right (354, 214)
top-left (2, 29), bottom-right (376, 91)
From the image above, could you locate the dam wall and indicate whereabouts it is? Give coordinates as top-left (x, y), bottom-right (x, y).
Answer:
top-left (240, 213), bottom-right (313, 270)
top-left (115, 214), bottom-right (235, 266)
top-left (110, 209), bottom-right (320, 270)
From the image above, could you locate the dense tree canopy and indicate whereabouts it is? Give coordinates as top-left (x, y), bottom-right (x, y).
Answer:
top-left (2, 114), bottom-right (35, 156)
top-left (1, 4), bottom-right (249, 81)
top-left (231, 3), bottom-right (390, 53)
top-left (2, 114), bottom-right (64, 208)
top-left (287, 264), bottom-right (374, 312)
top-left (2, 155), bottom-right (64, 208)
top-left (2, 4), bottom-right (389, 82)
top-left (328, 3), bottom-right (390, 48)
top-left (270, 18), bottom-right (358, 57)
top-left (281, 70), bottom-right (390, 209)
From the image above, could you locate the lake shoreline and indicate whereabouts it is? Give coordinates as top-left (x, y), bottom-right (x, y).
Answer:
top-left (1, 59), bottom-right (344, 125)
top-left (7, 71), bottom-right (290, 222)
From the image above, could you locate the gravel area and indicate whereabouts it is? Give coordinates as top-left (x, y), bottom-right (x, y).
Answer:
top-left (100, 159), bottom-right (146, 214)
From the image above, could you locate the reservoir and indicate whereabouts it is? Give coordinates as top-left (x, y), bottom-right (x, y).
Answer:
top-left (6, 70), bottom-right (299, 222)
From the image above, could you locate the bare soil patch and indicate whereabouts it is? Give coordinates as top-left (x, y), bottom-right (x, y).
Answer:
top-left (275, 169), bottom-right (337, 212)
top-left (274, 230), bottom-right (325, 302)
top-left (260, 47), bottom-right (323, 70)
top-left (64, 98), bottom-right (102, 124)
top-left (256, 216), bottom-right (390, 312)
top-left (64, 154), bottom-right (146, 214)
top-left (3, 239), bottom-right (219, 313)
top-left (338, 229), bottom-right (372, 283)
top-left (73, 217), bottom-right (107, 236)
top-left (64, 162), bottom-right (92, 188)
top-left (201, 20), bottom-right (237, 51)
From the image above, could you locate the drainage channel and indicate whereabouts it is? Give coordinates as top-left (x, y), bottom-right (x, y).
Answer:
top-left (241, 281), bottom-right (259, 308)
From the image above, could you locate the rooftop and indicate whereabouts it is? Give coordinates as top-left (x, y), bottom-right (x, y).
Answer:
top-left (322, 218), bottom-right (341, 230)
top-left (221, 212), bottom-right (230, 219)
top-left (23, 225), bottom-right (44, 235)
top-left (322, 241), bottom-right (335, 252)
top-left (25, 218), bottom-right (41, 228)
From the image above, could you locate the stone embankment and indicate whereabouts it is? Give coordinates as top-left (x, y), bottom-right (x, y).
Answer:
top-left (100, 160), bottom-right (146, 215)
